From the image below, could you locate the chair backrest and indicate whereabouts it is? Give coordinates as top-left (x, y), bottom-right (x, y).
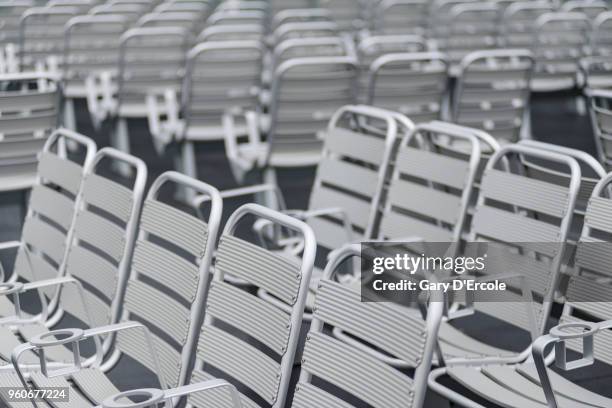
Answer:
top-left (306, 105), bottom-right (407, 251)
top-left (377, 121), bottom-right (481, 245)
top-left (561, 0), bottom-right (608, 19)
top-left (266, 54), bottom-right (358, 166)
top-left (188, 204), bottom-right (315, 408)
top-left (519, 140), bottom-right (606, 241)
top-left (320, 0), bottom-right (362, 31)
top-left (500, 1), bottom-right (554, 48)
top-left (88, 3), bottom-right (150, 22)
top-left (58, 148), bottom-right (146, 356)
top-left (115, 171), bottom-right (222, 389)
top-left (292, 244), bottom-right (444, 408)
top-left (434, 2), bottom-right (500, 64)
top-left (137, 11), bottom-right (202, 33)
top-left (452, 49), bottom-right (534, 143)
top-left (116, 27), bottom-right (191, 113)
top-left (588, 89), bottom-right (612, 170)
top-left (273, 21), bottom-right (340, 44)
top-left (375, 0), bottom-right (429, 35)
top-left (592, 11), bottom-right (612, 57)
top-left (63, 15), bottom-right (129, 92)
top-left (19, 6), bottom-right (78, 68)
top-left (531, 12), bottom-right (590, 90)
top-left (13, 129), bottom-right (96, 287)
top-left (468, 144), bottom-right (580, 340)
top-left (271, 8), bottom-right (331, 31)
top-left (0, 0), bottom-right (34, 45)
top-left (207, 9), bottom-right (266, 26)
top-left (198, 24), bottom-right (264, 41)
top-left (367, 51), bottom-right (449, 123)
top-left (0, 72), bottom-right (60, 188)
top-left (357, 33), bottom-right (427, 72)
top-left (181, 40), bottom-right (264, 133)
top-left (273, 36), bottom-right (351, 64)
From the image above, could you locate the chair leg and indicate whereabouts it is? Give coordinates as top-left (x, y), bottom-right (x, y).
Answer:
top-left (111, 118), bottom-right (133, 177)
top-left (63, 98), bottom-right (77, 131)
top-left (174, 141), bottom-right (197, 202)
top-left (261, 167), bottom-right (280, 210)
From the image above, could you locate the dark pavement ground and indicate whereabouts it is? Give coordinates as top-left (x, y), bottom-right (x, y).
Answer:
top-left (0, 92), bottom-right (609, 408)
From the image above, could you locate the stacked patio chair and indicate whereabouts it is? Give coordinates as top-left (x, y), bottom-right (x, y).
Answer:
top-left (0, 129), bottom-right (96, 313)
top-left (0, 73), bottom-right (60, 195)
top-left (451, 49), bottom-right (534, 143)
top-left (428, 168), bottom-right (612, 408)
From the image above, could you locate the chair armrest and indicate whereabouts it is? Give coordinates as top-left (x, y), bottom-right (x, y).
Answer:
top-left (145, 88), bottom-right (184, 154)
top-left (0, 277), bottom-right (91, 329)
top-left (289, 207), bottom-right (354, 243)
top-left (12, 322), bottom-right (160, 386)
top-left (97, 380), bottom-right (242, 408)
top-left (85, 70), bottom-right (117, 130)
top-left (442, 272), bottom-right (538, 338)
top-left (532, 319), bottom-right (612, 408)
top-left (0, 241), bottom-right (21, 281)
top-left (222, 110), bottom-right (262, 183)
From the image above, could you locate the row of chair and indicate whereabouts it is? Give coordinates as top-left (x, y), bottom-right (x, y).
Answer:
top-left (1, 103), bottom-right (611, 407)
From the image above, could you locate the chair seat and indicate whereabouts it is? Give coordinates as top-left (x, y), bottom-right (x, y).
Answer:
top-left (184, 123), bottom-right (249, 141)
top-left (0, 174), bottom-right (37, 193)
top-left (445, 363), bottom-right (612, 408)
top-left (237, 144), bottom-right (322, 168)
top-left (437, 322), bottom-right (520, 361)
top-left (30, 371), bottom-right (99, 407)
